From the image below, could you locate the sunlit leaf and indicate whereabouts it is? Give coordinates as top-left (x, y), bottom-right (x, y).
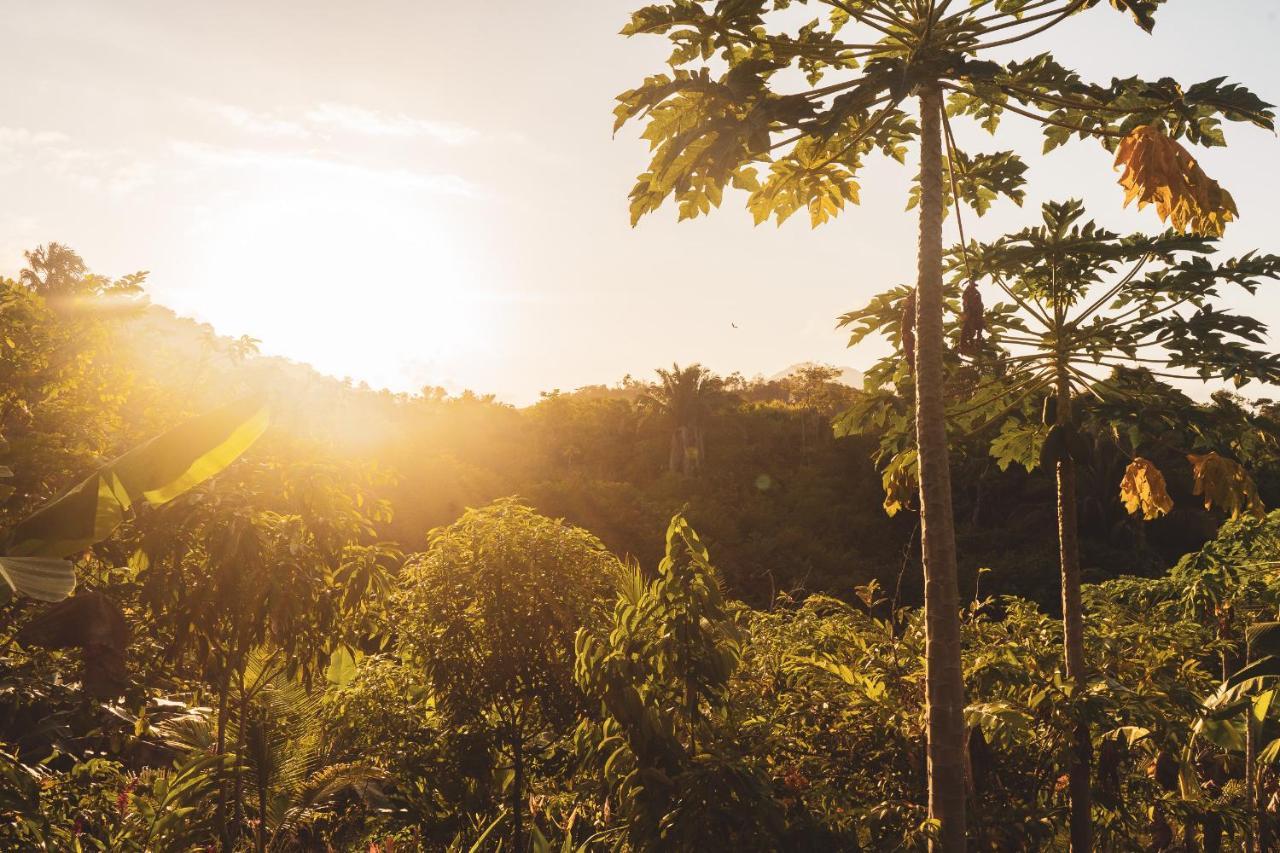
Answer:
top-left (1187, 451), bottom-right (1265, 519)
top-left (2, 396), bottom-right (270, 563)
top-left (881, 449), bottom-right (917, 518)
top-left (1114, 125), bottom-right (1237, 237)
top-left (1119, 457), bottom-right (1174, 521)
top-left (325, 646), bottom-right (361, 687)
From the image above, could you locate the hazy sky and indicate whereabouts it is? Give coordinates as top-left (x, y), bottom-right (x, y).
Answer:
top-left (3, 1), bottom-right (1278, 403)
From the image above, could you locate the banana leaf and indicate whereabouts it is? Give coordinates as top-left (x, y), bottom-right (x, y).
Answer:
top-left (0, 556), bottom-right (77, 602)
top-left (0, 396), bottom-right (269, 599)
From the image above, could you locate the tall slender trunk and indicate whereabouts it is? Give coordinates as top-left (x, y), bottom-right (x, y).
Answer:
top-left (913, 82), bottom-right (967, 852)
top-left (1055, 369), bottom-right (1091, 852)
top-left (1246, 635), bottom-right (1261, 853)
top-left (231, 667), bottom-right (249, 846)
top-left (215, 663), bottom-right (232, 848)
top-left (256, 764), bottom-right (268, 853)
top-left (511, 726), bottom-right (524, 852)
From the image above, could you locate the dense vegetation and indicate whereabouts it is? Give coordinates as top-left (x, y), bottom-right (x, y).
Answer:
top-left (2, 240), bottom-right (1280, 851)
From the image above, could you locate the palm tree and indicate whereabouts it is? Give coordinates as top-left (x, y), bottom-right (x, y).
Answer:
top-left (618, 3), bottom-right (1272, 845)
top-left (19, 243), bottom-right (87, 297)
top-left (642, 363), bottom-right (723, 475)
top-left (156, 648), bottom-right (385, 852)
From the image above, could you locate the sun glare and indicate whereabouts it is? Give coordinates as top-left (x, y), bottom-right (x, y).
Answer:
top-left (178, 172), bottom-right (491, 393)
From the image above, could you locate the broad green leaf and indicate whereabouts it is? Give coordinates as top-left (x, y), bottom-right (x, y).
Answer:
top-left (1249, 622), bottom-right (1280, 660)
top-left (1194, 715), bottom-right (1244, 752)
top-left (1260, 736), bottom-right (1280, 767)
top-left (0, 556), bottom-right (75, 602)
top-left (325, 646), bottom-right (361, 687)
top-left (2, 396), bottom-right (269, 562)
top-left (1253, 687), bottom-right (1276, 726)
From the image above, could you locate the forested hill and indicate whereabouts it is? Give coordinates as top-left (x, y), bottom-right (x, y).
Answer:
top-left (6, 261), bottom-right (1278, 611)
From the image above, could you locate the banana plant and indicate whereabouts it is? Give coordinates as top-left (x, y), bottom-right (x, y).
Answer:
top-left (0, 395), bottom-right (269, 602)
top-left (1194, 617), bottom-right (1280, 851)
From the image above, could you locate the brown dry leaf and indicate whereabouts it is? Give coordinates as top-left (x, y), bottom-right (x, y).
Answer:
top-left (1187, 451), bottom-right (1266, 519)
top-left (1119, 457), bottom-right (1174, 521)
top-left (1114, 125), bottom-right (1238, 237)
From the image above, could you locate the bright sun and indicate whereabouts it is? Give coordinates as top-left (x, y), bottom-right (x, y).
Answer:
top-left (178, 170), bottom-right (491, 393)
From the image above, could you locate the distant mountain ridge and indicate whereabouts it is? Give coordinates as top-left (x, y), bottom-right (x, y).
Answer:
top-left (769, 362), bottom-right (863, 389)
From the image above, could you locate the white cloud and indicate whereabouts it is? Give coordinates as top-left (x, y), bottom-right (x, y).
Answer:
top-left (0, 126), bottom-right (153, 193)
top-left (0, 127), bottom-right (71, 175)
top-left (304, 102), bottom-right (478, 145)
top-left (169, 140), bottom-right (477, 196)
top-left (200, 102), bottom-right (310, 139)
top-left (192, 100), bottom-right (480, 147)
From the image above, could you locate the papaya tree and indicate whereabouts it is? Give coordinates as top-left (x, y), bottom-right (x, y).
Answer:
top-left (616, 1), bottom-right (1272, 845)
top-left (840, 199), bottom-right (1280, 843)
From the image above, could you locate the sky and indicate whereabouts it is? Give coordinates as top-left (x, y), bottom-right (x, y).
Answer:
top-left (2, 1), bottom-right (1278, 404)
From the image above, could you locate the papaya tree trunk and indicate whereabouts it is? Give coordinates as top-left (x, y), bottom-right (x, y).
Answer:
top-left (1055, 369), bottom-right (1091, 852)
top-left (912, 82), bottom-right (967, 852)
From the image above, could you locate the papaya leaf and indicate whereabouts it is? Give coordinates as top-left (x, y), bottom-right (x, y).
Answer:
top-left (880, 448), bottom-right (917, 518)
top-left (1119, 457), bottom-right (1174, 521)
top-left (989, 421), bottom-right (1045, 473)
top-left (1187, 451), bottom-right (1265, 520)
top-left (1114, 125), bottom-right (1237, 237)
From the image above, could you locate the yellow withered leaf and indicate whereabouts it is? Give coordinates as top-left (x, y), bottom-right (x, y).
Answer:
top-left (1119, 457), bottom-right (1174, 521)
top-left (1187, 452), bottom-right (1266, 519)
top-left (881, 449), bottom-right (917, 518)
top-left (1113, 125), bottom-right (1238, 237)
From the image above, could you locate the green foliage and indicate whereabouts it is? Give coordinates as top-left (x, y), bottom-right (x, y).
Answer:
top-left (398, 499), bottom-right (621, 848)
top-left (0, 396), bottom-right (269, 600)
top-left (574, 514), bottom-right (781, 850)
top-left (5, 243), bottom-right (1280, 849)
top-left (616, 0), bottom-right (1271, 234)
top-left (841, 200), bottom-right (1280, 526)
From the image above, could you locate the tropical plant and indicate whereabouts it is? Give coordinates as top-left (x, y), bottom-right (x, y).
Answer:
top-left (155, 646), bottom-right (386, 852)
top-left (574, 514), bottom-right (780, 850)
top-left (0, 394), bottom-right (269, 602)
top-left (641, 363), bottom-right (724, 475)
top-left (398, 499), bottom-right (621, 850)
top-left (128, 454), bottom-right (390, 846)
top-left (616, 3), bottom-right (1272, 841)
top-left (840, 197), bottom-right (1280, 843)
